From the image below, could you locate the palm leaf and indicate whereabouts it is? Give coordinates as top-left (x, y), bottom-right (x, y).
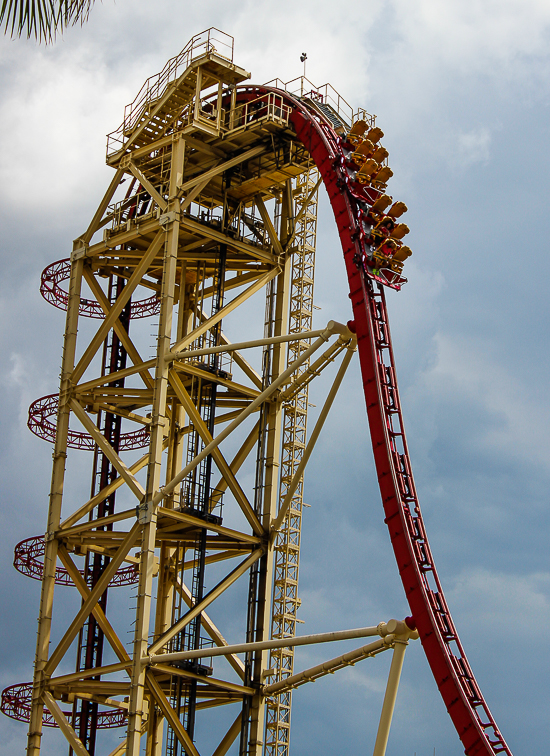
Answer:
top-left (0, 0), bottom-right (95, 41)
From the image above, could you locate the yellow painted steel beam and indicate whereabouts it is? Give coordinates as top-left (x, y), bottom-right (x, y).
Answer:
top-left (74, 360), bottom-right (156, 392)
top-left (56, 545), bottom-right (131, 665)
top-left (44, 523), bottom-right (141, 676)
top-left (73, 235), bottom-right (163, 384)
top-left (153, 664), bottom-right (254, 696)
top-left (255, 194), bottom-right (284, 256)
top-left (82, 272), bottom-right (157, 391)
top-left (177, 145), bottom-right (266, 197)
top-left (172, 362), bottom-right (260, 398)
top-left (170, 577), bottom-right (246, 679)
top-left (282, 176), bottom-right (323, 251)
top-left (171, 327), bottom-right (327, 362)
top-left (57, 509), bottom-right (136, 537)
top-left (127, 161), bottom-right (168, 211)
top-left (148, 548), bottom-right (265, 655)
top-left (149, 623), bottom-right (386, 665)
top-left (263, 638), bottom-right (391, 696)
top-left (80, 166), bottom-right (126, 245)
top-left (155, 324), bottom-right (345, 508)
top-left (167, 371), bottom-right (264, 534)
top-left (70, 400), bottom-right (146, 501)
top-left (105, 719), bottom-right (148, 756)
top-left (91, 402), bottom-right (152, 426)
top-left (193, 269), bottom-right (263, 301)
top-left (144, 672), bottom-right (201, 756)
top-left (212, 712), bottom-right (243, 756)
top-left (28, 258), bottom-right (84, 756)
top-left (373, 639), bottom-right (409, 756)
top-left (211, 419), bottom-right (262, 503)
top-left (47, 661), bottom-right (131, 687)
top-left (180, 177), bottom-right (211, 212)
top-left (180, 215), bottom-right (278, 265)
top-left (157, 506), bottom-right (261, 545)
top-left (42, 692), bottom-right (90, 756)
top-left (271, 340), bottom-right (356, 533)
top-left (168, 267), bottom-right (280, 358)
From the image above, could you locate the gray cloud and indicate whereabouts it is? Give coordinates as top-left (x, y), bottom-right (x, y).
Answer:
top-left (1, 2), bottom-right (549, 753)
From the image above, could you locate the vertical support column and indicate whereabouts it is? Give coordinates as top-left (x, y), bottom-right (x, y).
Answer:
top-left (148, 264), bottom-right (190, 756)
top-left (372, 640), bottom-right (408, 756)
top-left (27, 258), bottom-right (84, 756)
top-left (126, 135), bottom-right (185, 756)
top-left (147, 261), bottom-right (189, 756)
top-left (193, 67), bottom-right (203, 125)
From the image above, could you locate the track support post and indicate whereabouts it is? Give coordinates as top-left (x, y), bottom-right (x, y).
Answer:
top-left (372, 620), bottom-right (415, 756)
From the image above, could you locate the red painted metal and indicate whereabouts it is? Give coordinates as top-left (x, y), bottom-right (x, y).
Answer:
top-left (41, 259), bottom-right (160, 319)
top-left (257, 88), bottom-right (511, 755)
top-left (0, 683), bottom-right (126, 729)
top-left (28, 393), bottom-right (149, 451)
top-left (13, 535), bottom-right (138, 587)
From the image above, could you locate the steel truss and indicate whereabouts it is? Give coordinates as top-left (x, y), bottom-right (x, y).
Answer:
top-left (1, 26), bottom-right (512, 756)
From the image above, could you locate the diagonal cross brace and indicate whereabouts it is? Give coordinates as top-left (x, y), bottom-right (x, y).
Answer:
top-left (168, 371), bottom-right (264, 535)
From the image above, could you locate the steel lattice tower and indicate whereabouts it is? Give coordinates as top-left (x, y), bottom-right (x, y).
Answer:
top-left (0, 27), bottom-right (512, 756)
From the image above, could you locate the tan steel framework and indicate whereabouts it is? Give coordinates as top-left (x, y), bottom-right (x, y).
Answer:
top-left (24, 29), bottom-right (417, 756)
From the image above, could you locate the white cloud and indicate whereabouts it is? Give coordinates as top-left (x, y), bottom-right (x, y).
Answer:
top-left (456, 127), bottom-right (491, 166)
top-left (389, 0), bottom-right (550, 73)
top-left (449, 566), bottom-right (550, 628)
top-left (0, 46), bottom-right (131, 215)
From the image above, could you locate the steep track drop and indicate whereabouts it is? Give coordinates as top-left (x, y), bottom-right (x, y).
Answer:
top-left (263, 89), bottom-right (512, 755)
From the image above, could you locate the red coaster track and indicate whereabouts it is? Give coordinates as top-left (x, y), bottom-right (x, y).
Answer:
top-left (0, 683), bottom-right (126, 729)
top-left (259, 88), bottom-right (511, 755)
top-left (28, 393), bottom-right (149, 451)
top-left (41, 259), bottom-right (160, 320)
top-left (13, 535), bottom-right (138, 587)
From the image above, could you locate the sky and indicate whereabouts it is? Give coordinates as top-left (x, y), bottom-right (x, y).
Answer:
top-left (1, 1), bottom-right (550, 754)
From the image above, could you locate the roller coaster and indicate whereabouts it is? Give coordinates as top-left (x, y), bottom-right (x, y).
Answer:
top-left (1, 28), bottom-right (511, 756)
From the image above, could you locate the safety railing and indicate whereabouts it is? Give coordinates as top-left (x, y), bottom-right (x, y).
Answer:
top-left (266, 77), bottom-right (377, 134)
top-left (107, 28), bottom-right (233, 155)
top-left (352, 107), bottom-right (377, 129)
top-left (265, 76), bottom-right (355, 127)
top-left (226, 91), bottom-right (291, 133)
top-left (107, 187), bottom-right (158, 230)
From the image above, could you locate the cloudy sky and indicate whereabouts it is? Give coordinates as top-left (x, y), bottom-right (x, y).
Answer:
top-left (1, 1), bottom-right (550, 754)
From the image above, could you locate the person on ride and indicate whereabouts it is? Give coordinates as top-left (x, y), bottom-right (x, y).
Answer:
top-left (376, 216), bottom-right (395, 237)
top-left (378, 239), bottom-right (397, 260)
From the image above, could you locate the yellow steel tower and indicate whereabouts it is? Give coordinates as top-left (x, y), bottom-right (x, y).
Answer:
top-left (5, 28), bottom-right (420, 756)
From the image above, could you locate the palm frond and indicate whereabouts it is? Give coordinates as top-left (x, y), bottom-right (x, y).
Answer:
top-left (0, 0), bottom-right (95, 41)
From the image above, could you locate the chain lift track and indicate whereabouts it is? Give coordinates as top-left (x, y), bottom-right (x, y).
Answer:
top-left (1, 29), bottom-right (512, 756)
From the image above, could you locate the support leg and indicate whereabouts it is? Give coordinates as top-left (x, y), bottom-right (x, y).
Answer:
top-left (372, 639), bottom-right (408, 756)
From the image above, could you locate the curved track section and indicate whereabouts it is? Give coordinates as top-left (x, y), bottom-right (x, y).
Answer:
top-left (28, 394), bottom-right (150, 451)
top-left (1, 683), bottom-right (126, 729)
top-left (249, 87), bottom-right (511, 755)
top-left (41, 259), bottom-right (160, 319)
top-left (14, 535), bottom-right (139, 587)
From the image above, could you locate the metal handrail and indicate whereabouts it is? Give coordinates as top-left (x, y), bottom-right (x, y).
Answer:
top-left (107, 28), bottom-right (233, 155)
top-left (228, 91), bottom-right (291, 133)
top-left (264, 75), bottom-right (358, 127)
top-left (123, 28), bottom-right (233, 133)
